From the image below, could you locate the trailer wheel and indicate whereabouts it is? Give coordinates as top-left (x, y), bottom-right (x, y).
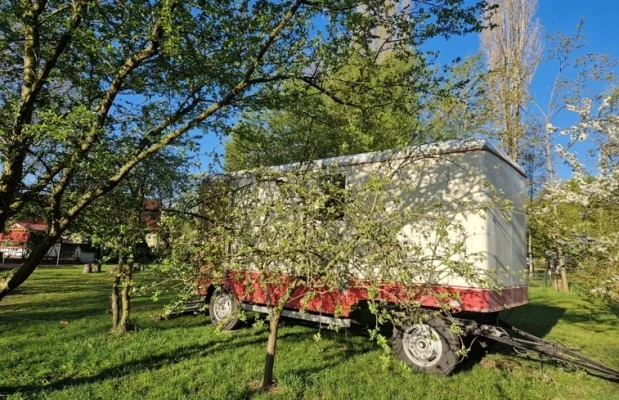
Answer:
top-left (208, 287), bottom-right (241, 331)
top-left (393, 317), bottom-right (460, 375)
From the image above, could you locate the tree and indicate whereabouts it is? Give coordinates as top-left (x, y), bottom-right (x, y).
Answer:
top-left (0, 0), bottom-right (493, 300)
top-left (225, 51), bottom-right (436, 170)
top-left (225, 49), bottom-right (499, 171)
top-left (480, 0), bottom-right (543, 161)
top-left (546, 90), bottom-right (619, 299)
top-left (75, 150), bottom-right (189, 334)
top-left (528, 24), bottom-right (618, 292)
top-left (424, 53), bottom-right (494, 141)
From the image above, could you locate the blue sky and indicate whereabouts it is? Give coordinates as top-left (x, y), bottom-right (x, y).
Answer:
top-left (531, 0), bottom-right (618, 103)
top-left (197, 1), bottom-right (619, 176)
top-left (432, 0), bottom-right (618, 108)
top-left (426, 0), bottom-right (619, 177)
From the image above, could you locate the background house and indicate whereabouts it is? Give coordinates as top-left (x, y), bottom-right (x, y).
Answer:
top-left (56, 243), bottom-right (97, 263)
top-left (0, 221), bottom-right (47, 244)
top-left (0, 221), bottom-right (48, 261)
top-left (0, 221), bottom-right (97, 264)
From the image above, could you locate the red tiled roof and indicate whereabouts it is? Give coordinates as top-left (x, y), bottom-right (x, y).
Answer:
top-left (16, 221), bottom-right (48, 231)
top-left (0, 221), bottom-right (47, 244)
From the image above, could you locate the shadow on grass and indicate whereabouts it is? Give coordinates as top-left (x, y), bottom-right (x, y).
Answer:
top-left (0, 329), bottom-right (309, 396)
top-left (501, 303), bottom-right (567, 338)
top-left (505, 300), bottom-right (619, 336)
top-left (487, 302), bottom-right (619, 384)
top-left (1, 295), bottom-right (116, 324)
top-left (1, 293), bottom-right (167, 326)
top-left (228, 334), bottom-right (377, 400)
top-left (454, 338), bottom-right (489, 375)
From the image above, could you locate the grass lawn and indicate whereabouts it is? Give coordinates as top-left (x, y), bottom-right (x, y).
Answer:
top-left (1, 266), bottom-right (618, 400)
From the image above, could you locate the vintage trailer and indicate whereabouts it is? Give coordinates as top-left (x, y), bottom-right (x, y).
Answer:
top-left (197, 139), bottom-right (527, 374)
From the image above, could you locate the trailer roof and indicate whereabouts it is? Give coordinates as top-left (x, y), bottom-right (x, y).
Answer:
top-left (236, 139), bottom-right (525, 177)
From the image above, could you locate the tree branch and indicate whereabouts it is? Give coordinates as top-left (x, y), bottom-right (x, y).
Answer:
top-left (47, 2), bottom-right (177, 218)
top-left (58, 0), bottom-right (306, 229)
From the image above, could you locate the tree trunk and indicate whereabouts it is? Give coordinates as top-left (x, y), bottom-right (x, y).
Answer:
top-left (111, 273), bottom-right (121, 330)
top-left (111, 252), bottom-right (128, 334)
top-left (560, 269), bottom-right (569, 292)
top-left (118, 256), bottom-right (133, 334)
top-left (0, 2), bottom-right (42, 232)
top-left (261, 309), bottom-right (282, 389)
top-left (528, 233), bottom-right (534, 279)
top-left (557, 247), bottom-right (569, 292)
top-left (259, 279), bottom-right (299, 389)
top-left (552, 269), bottom-right (561, 291)
top-left (0, 152), bottom-right (28, 232)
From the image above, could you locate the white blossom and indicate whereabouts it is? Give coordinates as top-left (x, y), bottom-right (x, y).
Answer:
top-left (546, 123), bottom-right (558, 133)
top-left (547, 92), bottom-right (619, 299)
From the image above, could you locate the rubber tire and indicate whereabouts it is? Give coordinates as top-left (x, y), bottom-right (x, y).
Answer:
top-left (392, 317), bottom-right (461, 375)
top-left (208, 288), bottom-right (242, 331)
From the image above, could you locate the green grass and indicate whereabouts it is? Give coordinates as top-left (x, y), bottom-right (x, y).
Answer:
top-left (1, 267), bottom-right (618, 400)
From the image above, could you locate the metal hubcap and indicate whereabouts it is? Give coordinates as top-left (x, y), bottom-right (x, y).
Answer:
top-left (213, 294), bottom-right (233, 321)
top-left (402, 324), bottom-right (443, 367)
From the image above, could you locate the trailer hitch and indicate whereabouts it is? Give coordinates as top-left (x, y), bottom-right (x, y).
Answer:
top-left (474, 319), bottom-right (619, 382)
